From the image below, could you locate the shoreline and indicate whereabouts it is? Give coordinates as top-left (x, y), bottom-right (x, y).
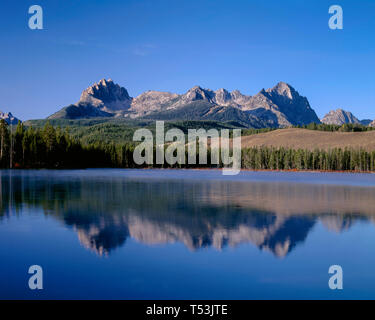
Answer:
top-left (2, 167), bottom-right (375, 174)
top-left (158, 167), bottom-right (375, 174)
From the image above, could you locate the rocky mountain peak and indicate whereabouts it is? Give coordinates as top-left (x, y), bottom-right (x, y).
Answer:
top-left (215, 88), bottom-right (229, 94)
top-left (78, 79), bottom-right (132, 112)
top-left (214, 88), bottom-right (232, 104)
top-left (266, 82), bottom-right (295, 99)
top-left (99, 78), bottom-right (113, 85)
top-left (0, 111), bottom-right (20, 125)
top-left (130, 90), bottom-right (179, 116)
top-left (321, 109), bottom-right (360, 125)
top-left (231, 89), bottom-right (242, 98)
top-left (247, 82), bottom-right (320, 126)
top-left (81, 79), bottom-right (131, 103)
top-left (183, 86), bottom-right (215, 103)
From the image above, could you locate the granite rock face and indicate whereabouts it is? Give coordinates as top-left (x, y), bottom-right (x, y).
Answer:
top-left (79, 79), bottom-right (132, 112)
top-left (49, 79), bottom-right (132, 119)
top-left (241, 82), bottom-right (321, 127)
top-left (321, 109), bottom-right (360, 125)
top-left (129, 90), bottom-right (179, 117)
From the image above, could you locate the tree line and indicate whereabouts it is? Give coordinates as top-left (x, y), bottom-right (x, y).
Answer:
top-left (1, 120), bottom-right (375, 172)
top-left (298, 122), bottom-right (375, 132)
top-left (242, 147), bottom-right (375, 172)
top-left (241, 123), bottom-right (375, 138)
top-left (0, 120), bottom-right (134, 169)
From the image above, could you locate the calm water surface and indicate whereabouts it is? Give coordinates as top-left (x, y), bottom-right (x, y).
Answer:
top-left (1, 169), bottom-right (375, 299)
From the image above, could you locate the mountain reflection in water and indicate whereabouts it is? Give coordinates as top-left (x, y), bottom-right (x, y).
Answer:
top-left (0, 170), bottom-right (374, 257)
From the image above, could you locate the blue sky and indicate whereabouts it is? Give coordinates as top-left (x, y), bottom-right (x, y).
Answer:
top-left (0, 0), bottom-right (374, 120)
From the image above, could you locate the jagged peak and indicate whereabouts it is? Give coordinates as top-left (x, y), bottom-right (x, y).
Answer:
top-left (266, 81), bottom-right (296, 98)
top-left (0, 111), bottom-right (13, 116)
top-left (99, 78), bottom-right (112, 84)
top-left (324, 108), bottom-right (355, 116)
top-left (215, 88), bottom-right (231, 96)
top-left (183, 85), bottom-right (215, 101)
top-left (215, 88), bottom-right (229, 93)
top-left (0, 110), bottom-right (14, 117)
top-left (0, 110), bottom-right (20, 125)
top-left (321, 108), bottom-right (360, 125)
top-left (86, 78), bottom-right (120, 90)
top-left (81, 79), bottom-right (131, 103)
top-left (188, 85), bottom-right (206, 92)
top-left (97, 78), bottom-right (113, 86)
top-left (324, 108), bottom-right (348, 115)
top-left (231, 89), bottom-right (242, 95)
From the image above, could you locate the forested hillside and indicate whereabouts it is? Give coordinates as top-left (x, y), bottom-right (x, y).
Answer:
top-left (1, 119), bottom-right (375, 172)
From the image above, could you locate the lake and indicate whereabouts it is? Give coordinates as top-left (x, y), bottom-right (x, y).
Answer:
top-left (1, 169), bottom-right (375, 299)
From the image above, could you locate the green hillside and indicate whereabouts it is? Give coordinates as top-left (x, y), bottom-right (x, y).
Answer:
top-left (24, 118), bottom-right (244, 145)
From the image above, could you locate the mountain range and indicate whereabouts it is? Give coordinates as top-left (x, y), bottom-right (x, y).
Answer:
top-left (48, 79), bottom-right (322, 128)
top-left (3, 79), bottom-right (375, 128)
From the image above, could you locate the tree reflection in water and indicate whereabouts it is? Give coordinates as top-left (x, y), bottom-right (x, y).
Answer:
top-left (0, 170), bottom-right (373, 257)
